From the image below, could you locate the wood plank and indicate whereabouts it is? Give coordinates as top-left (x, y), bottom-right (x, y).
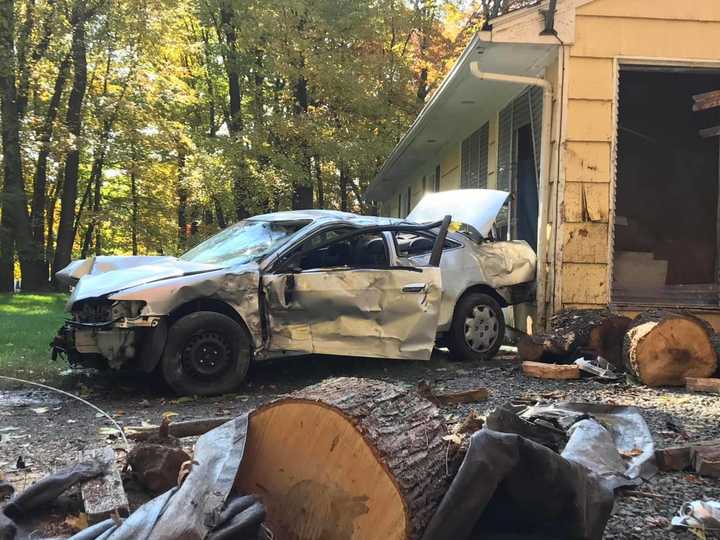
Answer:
top-left (656, 439), bottom-right (720, 472)
top-left (693, 90), bottom-right (720, 111)
top-left (699, 125), bottom-right (720, 139)
top-left (521, 361), bottom-right (580, 380)
top-left (126, 417), bottom-right (232, 441)
top-left (79, 447), bottom-right (129, 523)
top-left (693, 446), bottom-right (720, 478)
top-left (686, 377), bottom-right (720, 394)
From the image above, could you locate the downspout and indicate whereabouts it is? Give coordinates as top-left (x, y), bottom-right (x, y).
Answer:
top-left (469, 62), bottom-right (554, 330)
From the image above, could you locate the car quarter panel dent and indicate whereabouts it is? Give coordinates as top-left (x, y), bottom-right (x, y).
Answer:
top-left (263, 268), bottom-right (442, 360)
top-left (109, 268), bottom-right (263, 347)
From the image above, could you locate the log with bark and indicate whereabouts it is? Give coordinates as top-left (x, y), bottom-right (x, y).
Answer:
top-left (623, 311), bottom-right (717, 386)
top-left (518, 309), bottom-right (631, 367)
top-left (234, 377), bottom-right (453, 540)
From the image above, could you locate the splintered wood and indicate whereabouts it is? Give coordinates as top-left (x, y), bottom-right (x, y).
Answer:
top-left (79, 447), bottom-right (129, 523)
top-left (686, 377), bottom-right (720, 394)
top-left (522, 361), bottom-right (580, 380)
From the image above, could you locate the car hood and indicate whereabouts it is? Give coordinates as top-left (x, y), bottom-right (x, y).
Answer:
top-left (406, 189), bottom-right (509, 237)
top-left (59, 256), bottom-right (223, 303)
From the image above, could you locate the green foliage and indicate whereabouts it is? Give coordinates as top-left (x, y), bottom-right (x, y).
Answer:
top-left (3, 0), bottom-right (501, 282)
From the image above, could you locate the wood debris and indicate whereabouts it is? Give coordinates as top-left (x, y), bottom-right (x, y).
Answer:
top-left (521, 361), bottom-right (580, 380)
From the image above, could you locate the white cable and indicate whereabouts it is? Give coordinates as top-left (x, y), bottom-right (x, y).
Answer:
top-left (0, 374), bottom-right (129, 448)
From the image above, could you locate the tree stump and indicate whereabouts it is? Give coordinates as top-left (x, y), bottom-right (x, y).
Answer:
top-left (234, 377), bottom-right (452, 540)
top-left (518, 309), bottom-right (631, 367)
top-left (623, 311), bottom-right (717, 386)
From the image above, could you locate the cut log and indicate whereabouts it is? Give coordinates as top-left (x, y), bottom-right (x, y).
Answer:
top-left (126, 417), bottom-right (232, 441)
top-left (522, 361), bottom-right (580, 380)
top-left (79, 447), bottom-right (129, 523)
top-left (623, 311), bottom-right (717, 386)
top-left (686, 377), bottom-right (720, 394)
top-left (235, 377), bottom-right (452, 540)
top-left (518, 309), bottom-right (631, 368)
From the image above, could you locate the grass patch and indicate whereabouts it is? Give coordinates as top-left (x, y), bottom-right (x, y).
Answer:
top-left (0, 293), bottom-right (68, 382)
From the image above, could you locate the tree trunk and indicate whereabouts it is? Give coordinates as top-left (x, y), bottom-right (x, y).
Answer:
top-left (623, 311), bottom-right (717, 386)
top-left (339, 163), bottom-right (349, 212)
top-left (52, 10), bottom-right (88, 280)
top-left (0, 0), bottom-right (44, 291)
top-left (518, 309), bottom-right (632, 367)
top-left (291, 72), bottom-right (313, 210)
top-left (176, 152), bottom-right (188, 252)
top-left (235, 377), bottom-right (452, 540)
top-left (31, 55), bottom-right (69, 251)
top-left (314, 154), bottom-right (323, 208)
top-left (130, 167), bottom-right (139, 256)
top-left (213, 196), bottom-right (227, 229)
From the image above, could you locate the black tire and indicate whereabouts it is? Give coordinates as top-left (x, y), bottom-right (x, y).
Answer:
top-left (161, 311), bottom-right (251, 396)
top-left (448, 292), bottom-right (505, 362)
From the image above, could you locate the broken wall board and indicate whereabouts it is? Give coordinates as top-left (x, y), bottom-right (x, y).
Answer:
top-left (79, 447), bottom-right (129, 523)
top-left (522, 361), bottom-right (581, 380)
top-left (686, 377), bottom-right (720, 394)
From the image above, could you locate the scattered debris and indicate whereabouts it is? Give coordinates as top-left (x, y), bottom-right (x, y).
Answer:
top-left (656, 440), bottom-right (720, 473)
top-left (522, 361), bottom-right (580, 380)
top-left (486, 401), bottom-right (656, 490)
top-left (671, 500), bottom-right (720, 531)
top-left (79, 447), bottom-right (129, 523)
top-left (416, 380), bottom-right (489, 404)
top-left (127, 444), bottom-right (192, 493)
top-left (574, 357), bottom-right (623, 381)
top-left (686, 377), bottom-right (720, 394)
top-left (518, 309), bottom-right (631, 367)
top-left (1, 460), bottom-right (106, 538)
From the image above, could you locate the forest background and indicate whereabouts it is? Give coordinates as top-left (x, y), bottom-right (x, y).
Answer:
top-left (0, 0), bottom-right (531, 291)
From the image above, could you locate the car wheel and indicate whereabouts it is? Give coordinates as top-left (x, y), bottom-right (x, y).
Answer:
top-left (448, 293), bottom-right (505, 362)
top-left (161, 311), bottom-right (251, 396)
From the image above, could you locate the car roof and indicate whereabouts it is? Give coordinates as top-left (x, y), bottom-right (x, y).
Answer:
top-left (249, 209), bottom-right (401, 227)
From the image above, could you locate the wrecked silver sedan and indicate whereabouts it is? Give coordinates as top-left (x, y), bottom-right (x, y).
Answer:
top-left (52, 189), bottom-right (536, 395)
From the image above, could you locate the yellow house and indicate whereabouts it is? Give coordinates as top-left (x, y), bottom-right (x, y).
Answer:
top-left (366, 0), bottom-right (720, 331)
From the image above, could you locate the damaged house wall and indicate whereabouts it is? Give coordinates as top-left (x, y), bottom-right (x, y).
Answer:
top-left (553, 0), bottom-right (720, 330)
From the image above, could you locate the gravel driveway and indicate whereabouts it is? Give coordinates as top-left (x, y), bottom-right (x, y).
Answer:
top-left (1, 350), bottom-right (719, 538)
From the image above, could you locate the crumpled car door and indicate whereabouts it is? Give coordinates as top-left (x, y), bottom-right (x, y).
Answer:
top-left (263, 219), bottom-right (450, 361)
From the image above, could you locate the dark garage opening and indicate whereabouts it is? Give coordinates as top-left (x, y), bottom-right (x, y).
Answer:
top-left (613, 68), bottom-right (720, 306)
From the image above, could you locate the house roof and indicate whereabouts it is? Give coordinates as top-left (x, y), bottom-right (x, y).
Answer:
top-left (365, 1), bottom-right (579, 201)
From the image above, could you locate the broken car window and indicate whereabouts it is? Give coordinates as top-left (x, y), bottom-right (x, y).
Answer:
top-left (297, 231), bottom-right (389, 270)
top-left (393, 231), bottom-right (460, 257)
top-left (180, 220), bottom-right (309, 266)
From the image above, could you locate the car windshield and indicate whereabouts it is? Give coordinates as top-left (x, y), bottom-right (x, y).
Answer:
top-left (180, 219), bottom-right (310, 266)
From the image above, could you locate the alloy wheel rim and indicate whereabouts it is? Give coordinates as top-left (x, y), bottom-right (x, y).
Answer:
top-left (463, 305), bottom-right (499, 353)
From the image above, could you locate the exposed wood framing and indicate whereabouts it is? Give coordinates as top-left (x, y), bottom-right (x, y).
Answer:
top-left (693, 89), bottom-right (720, 112)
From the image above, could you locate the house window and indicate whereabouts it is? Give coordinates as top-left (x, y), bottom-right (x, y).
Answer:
top-left (460, 123), bottom-right (489, 189)
top-left (406, 186), bottom-right (412, 215)
top-left (434, 165), bottom-right (441, 192)
top-left (612, 67), bottom-right (720, 307)
top-left (496, 91), bottom-right (541, 248)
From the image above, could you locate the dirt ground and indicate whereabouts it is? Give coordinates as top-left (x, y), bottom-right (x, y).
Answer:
top-left (1, 349), bottom-right (719, 539)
